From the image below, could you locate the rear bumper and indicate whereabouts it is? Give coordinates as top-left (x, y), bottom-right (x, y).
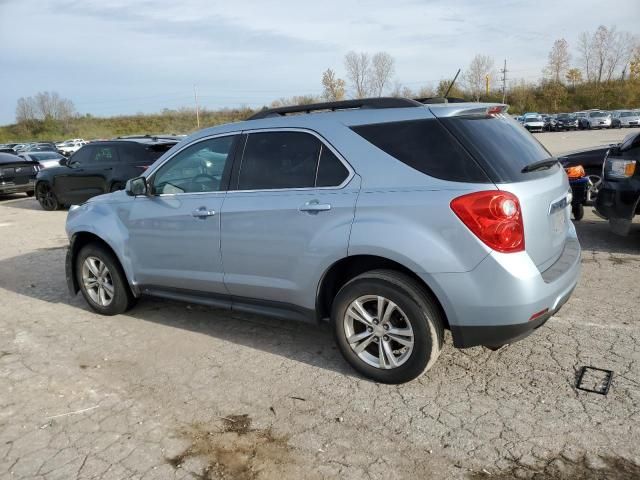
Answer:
top-left (0, 178), bottom-right (35, 194)
top-left (423, 230), bottom-right (581, 348)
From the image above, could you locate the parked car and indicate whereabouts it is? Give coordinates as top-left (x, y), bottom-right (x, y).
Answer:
top-left (55, 138), bottom-right (86, 148)
top-left (64, 98), bottom-right (581, 384)
top-left (557, 143), bottom-right (615, 204)
top-left (585, 111), bottom-right (612, 129)
top-left (523, 114), bottom-right (545, 132)
top-left (18, 151), bottom-right (66, 169)
top-left (552, 113), bottom-right (578, 131)
top-left (35, 137), bottom-right (178, 210)
top-left (0, 152), bottom-right (38, 196)
top-left (542, 115), bottom-right (554, 132)
top-left (57, 140), bottom-right (87, 156)
top-left (614, 110), bottom-right (640, 128)
top-left (595, 131), bottom-right (640, 236)
top-left (24, 143), bottom-right (58, 152)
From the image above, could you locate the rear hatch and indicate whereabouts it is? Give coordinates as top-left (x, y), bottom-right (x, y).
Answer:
top-left (0, 159), bottom-right (38, 185)
top-left (433, 108), bottom-right (570, 268)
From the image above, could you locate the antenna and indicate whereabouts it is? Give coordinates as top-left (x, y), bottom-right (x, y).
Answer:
top-left (444, 69), bottom-right (461, 98)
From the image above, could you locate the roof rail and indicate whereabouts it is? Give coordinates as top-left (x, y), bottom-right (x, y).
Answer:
top-left (415, 97), bottom-right (467, 104)
top-left (247, 97), bottom-right (423, 120)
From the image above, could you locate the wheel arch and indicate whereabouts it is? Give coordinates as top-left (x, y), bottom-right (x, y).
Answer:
top-left (316, 254), bottom-right (450, 330)
top-left (68, 231), bottom-right (137, 297)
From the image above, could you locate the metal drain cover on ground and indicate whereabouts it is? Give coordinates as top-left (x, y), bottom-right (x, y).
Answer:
top-left (576, 366), bottom-right (613, 395)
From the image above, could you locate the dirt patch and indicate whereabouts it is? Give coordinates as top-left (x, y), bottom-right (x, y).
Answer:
top-left (166, 414), bottom-right (291, 480)
top-left (468, 455), bottom-right (640, 479)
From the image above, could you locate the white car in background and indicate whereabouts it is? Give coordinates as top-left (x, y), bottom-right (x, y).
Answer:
top-left (522, 114), bottom-right (545, 132)
top-left (56, 140), bottom-right (87, 156)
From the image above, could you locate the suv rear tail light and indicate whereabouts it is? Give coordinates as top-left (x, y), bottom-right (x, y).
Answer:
top-left (450, 190), bottom-right (525, 253)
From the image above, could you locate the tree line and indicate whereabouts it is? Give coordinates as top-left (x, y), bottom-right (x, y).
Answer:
top-left (3, 24), bottom-right (639, 142)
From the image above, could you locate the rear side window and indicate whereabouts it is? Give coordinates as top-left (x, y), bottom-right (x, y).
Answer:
top-left (440, 115), bottom-right (556, 182)
top-left (351, 119), bottom-right (489, 183)
top-left (238, 132), bottom-right (318, 190)
top-left (316, 145), bottom-right (349, 187)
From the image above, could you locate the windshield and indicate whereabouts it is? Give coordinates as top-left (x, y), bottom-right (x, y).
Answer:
top-left (620, 112), bottom-right (636, 117)
top-left (524, 116), bottom-right (542, 122)
top-left (30, 152), bottom-right (62, 160)
top-left (589, 111), bottom-right (607, 118)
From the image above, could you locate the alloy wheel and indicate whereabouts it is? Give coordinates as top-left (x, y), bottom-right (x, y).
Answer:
top-left (82, 256), bottom-right (115, 307)
top-left (343, 295), bottom-right (414, 369)
top-left (36, 183), bottom-right (57, 210)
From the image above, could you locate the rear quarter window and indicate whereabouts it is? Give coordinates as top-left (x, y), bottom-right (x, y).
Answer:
top-left (350, 119), bottom-right (490, 183)
top-left (440, 114), bottom-right (559, 182)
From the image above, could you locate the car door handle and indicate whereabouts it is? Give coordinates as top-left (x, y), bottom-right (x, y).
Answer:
top-left (299, 200), bottom-right (331, 213)
top-left (191, 207), bottom-right (216, 218)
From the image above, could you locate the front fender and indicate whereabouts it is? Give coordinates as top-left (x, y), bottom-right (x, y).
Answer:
top-left (66, 200), bottom-right (136, 290)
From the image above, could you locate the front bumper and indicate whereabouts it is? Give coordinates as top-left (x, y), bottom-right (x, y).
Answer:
top-left (0, 178), bottom-right (35, 194)
top-left (423, 231), bottom-right (581, 348)
top-left (594, 177), bottom-right (640, 235)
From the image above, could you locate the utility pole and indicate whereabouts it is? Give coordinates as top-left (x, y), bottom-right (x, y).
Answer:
top-left (500, 59), bottom-right (508, 104)
top-left (193, 85), bottom-right (200, 129)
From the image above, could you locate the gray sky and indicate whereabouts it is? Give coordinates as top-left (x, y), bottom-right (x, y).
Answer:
top-left (1, 0), bottom-right (638, 125)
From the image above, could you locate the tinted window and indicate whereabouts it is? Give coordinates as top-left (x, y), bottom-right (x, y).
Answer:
top-left (153, 136), bottom-right (235, 194)
top-left (351, 119), bottom-right (489, 183)
top-left (316, 145), bottom-right (349, 187)
top-left (440, 114), bottom-right (557, 182)
top-left (70, 146), bottom-right (94, 164)
top-left (238, 132), bottom-right (320, 190)
top-left (118, 143), bottom-right (143, 163)
top-left (90, 146), bottom-right (118, 164)
top-left (31, 152), bottom-right (62, 160)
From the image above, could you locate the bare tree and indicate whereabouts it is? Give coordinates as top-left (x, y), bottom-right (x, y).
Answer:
top-left (344, 51), bottom-right (371, 98)
top-left (463, 54), bottom-right (495, 101)
top-left (15, 91), bottom-right (76, 123)
top-left (544, 39), bottom-right (571, 83)
top-left (370, 52), bottom-right (395, 97)
top-left (577, 31), bottom-right (595, 82)
top-left (321, 68), bottom-right (346, 101)
top-left (15, 97), bottom-right (37, 123)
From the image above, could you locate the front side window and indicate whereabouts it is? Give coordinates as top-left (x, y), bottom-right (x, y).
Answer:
top-left (237, 131), bottom-right (322, 190)
top-left (153, 135), bottom-right (235, 194)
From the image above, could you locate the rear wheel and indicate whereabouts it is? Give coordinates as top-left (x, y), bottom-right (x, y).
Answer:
top-left (36, 182), bottom-right (59, 211)
top-left (331, 270), bottom-right (444, 384)
top-left (76, 243), bottom-right (136, 315)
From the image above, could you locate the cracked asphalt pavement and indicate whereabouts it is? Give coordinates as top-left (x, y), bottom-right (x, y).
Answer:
top-left (1, 129), bottom-right (639, 479)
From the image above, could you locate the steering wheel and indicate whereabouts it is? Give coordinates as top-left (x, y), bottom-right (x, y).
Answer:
top-left (190, 173), bottom-right (219, 192)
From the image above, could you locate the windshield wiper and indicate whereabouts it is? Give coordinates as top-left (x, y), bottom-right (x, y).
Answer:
top-left (521, 158), bottom-right (558, 173)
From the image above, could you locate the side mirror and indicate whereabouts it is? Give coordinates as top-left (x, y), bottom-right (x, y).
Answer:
top-left (59, 157), bottom-right (68, 166)
top-left (125, 176), bottom-right (148, 196)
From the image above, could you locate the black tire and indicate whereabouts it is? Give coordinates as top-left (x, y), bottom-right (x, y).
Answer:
top-left (331, 269), bottom-right (444, 384)
top-left (25, 190), bottom-right (34, 197)
top-left (572, 204), bottom-right (584, 221)
top-left (110, 182), bottom-right (124, 192)
top-left (36, 182), bottom-right (60, 211)
top-left (76, 243), bottom-right (136, 315)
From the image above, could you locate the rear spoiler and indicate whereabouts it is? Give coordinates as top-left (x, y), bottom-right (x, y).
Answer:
top-left (428, 104), bottom-right (509, 118)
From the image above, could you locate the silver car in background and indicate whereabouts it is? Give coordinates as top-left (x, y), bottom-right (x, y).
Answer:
top-left (523, 114), bottom-right (545, 132)
top-left (65, 98), bottom-right (581, 384)
top-left (586, 111), bottom-right (612, 129)
top-left (617, 110), bottom-right (640, 128)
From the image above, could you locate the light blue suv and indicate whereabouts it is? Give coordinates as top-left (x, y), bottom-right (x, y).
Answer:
top-left (65, 98), bottom-right (581, 383)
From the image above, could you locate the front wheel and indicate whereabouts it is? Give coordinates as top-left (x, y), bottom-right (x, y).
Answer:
top-left (76, 243), bottom-right (136, 315)
top-left (36, 182), bottom-right (59, 211)
top-left (331, 270), bottom-right (444, 384)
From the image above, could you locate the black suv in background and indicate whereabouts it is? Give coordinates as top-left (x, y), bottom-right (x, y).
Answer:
top-left (595, 131), bottom-right (640, 236)
top-left (35, 137), bottom-right (178, 210)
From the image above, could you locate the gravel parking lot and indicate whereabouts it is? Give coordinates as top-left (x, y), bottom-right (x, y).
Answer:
top-left (1, 129), bottom-right (639, 480)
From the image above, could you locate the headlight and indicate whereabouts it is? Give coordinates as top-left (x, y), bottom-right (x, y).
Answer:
top-left (605, 159), bottom-right (636, 179)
